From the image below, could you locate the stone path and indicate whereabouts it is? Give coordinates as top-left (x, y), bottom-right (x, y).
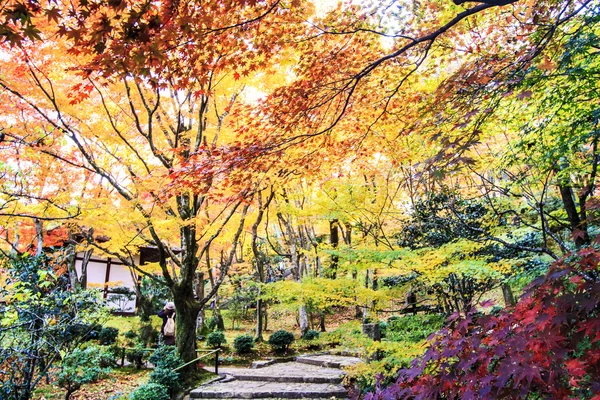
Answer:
top-left (190, 354), bottom-right (363, 399)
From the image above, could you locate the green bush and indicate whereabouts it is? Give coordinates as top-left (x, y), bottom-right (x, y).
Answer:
top-left (58, 346), bottom-right (111, 400)
top-left (97, 346), bottom-right (119, 368)
top-left (303, 330), bottom-right (320, 340)
top-left (233, 334), bottom-right (254, 354)
top-left (64, 322), bottom-right (102, 342)
top-left (124, 330), bottom-right (137, 340)
top-left (129, 382), bottom-right (170, 400)
top-left (98, 327), bottom-right (119, 345)
top-left (126, 344), bottom-right (150, 369)
top-left (206, 331), bottom-right (226, 348)
top-left (268, 330), bottom-right (294, 351)
top-left (378, 321), bottom-right (388, 338)
top-left (148, 346), bottom-right (183, 392)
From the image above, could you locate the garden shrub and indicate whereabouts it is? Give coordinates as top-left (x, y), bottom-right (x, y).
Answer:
top-left (233, 334), bottom-right (254, 354)
top-left (206, 331), bottom-right (226, 348)
top-left (64, 322), bottom-right (102, 342)
top-left (124, 329), bottom-right (137, 340)
top-left (97, 346), bottom-right (119, 368)
top-left (268, 330), bottom-right (294, 351)
top-left (128, 382), bottom-right (170, 400)
top-left (98, 327), bottom-right (119, 345)
top-left (206, 314), bottom-right (225, 331)
top-left (206, 317), bottom-right (217, 331)
top-left (58, 346), bottom-right (111, 400)
top-left (303, 329), bottom-right (320, 340)
top-left (378, 321), bottom-right (388, 338)
top-left (148, 345), bottom-right (183, 392)
top-left (126, 344), bottom-right (150, 369)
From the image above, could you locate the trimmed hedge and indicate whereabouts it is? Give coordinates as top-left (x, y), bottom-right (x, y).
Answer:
top-left (268, 330), bottom-right (294, 351)
top-left (233, 334), bottom-right (254, 354)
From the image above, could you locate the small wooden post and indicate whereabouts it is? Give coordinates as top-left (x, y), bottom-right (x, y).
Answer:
top-left (121, 348), bottom-right (125, 367)
top-left (215, 349), bottom-right (220, 375)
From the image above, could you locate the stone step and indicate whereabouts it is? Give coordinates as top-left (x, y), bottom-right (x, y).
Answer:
top-left (294, 355), bottom-right (363, 369)
top-left (189, 381), bottom-right (348, 399)
top-left (218, 363), bottom-right (344, 384)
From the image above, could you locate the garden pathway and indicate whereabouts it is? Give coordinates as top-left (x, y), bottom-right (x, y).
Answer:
top-left (190, 354), bottom-right (362, 399)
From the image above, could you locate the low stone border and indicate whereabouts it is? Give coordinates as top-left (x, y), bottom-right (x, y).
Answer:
top-left (251, 359), bottom-right (275, 369)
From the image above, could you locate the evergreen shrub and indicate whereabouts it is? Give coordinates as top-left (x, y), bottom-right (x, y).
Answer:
top-left (268, 330), bottom-right (294, 351)
top-left (206, 331), bottom-right (226, 348)
top-left (303, 329), bottom-right (320, 340)
top-left (148, 345), bottom-right (183, 391)
top-left (233, 334), bottom-right (254, 354)
top-left (98, 327), bottom-right (119, 345)
top-left (128, 383), bottom-right (170, 400)
top-left (58, 346), bottom-right (111, 399)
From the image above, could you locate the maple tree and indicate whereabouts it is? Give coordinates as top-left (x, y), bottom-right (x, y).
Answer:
top-left (364, 245), bottom-right (600, 400)
top-left (0, 0), bottom-right (313, 373)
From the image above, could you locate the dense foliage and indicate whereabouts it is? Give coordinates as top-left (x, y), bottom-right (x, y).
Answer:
top-left (303, 330), bottom-right (320, 341)
top-left (206, 331), bottom-right (226, 349)
top-left (128, 382), bottom-right (170, 400)
top-left (148, 346), bottom-right (184, 393)
top-left (233, 334), bottom-right (255, 354)
top-left (57, 346), bottom-right (111, 400)
top-left (0, 0), bottom-right (596, 387)
top-left (366, 246), bottom-right (600, 399)
top-left (0, 256), bottom-right (106, 400)
top-left (384, 315), bottom-right (445, 343)
top-left (268, 330), bottom-right (295, 352)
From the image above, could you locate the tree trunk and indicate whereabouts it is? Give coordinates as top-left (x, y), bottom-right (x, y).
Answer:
top-left (299, 305), bottom-right (309, 337)
top-left (173, 282), bottom-right (200, 370)
top-left (251, 191), bottom-right (273, 342)
top-left (354, 269), bottom-right (361, 319)
top-left (255, 298), bottom-right (264, 341)
top-left (328, 219), bottom-right (339, 279)
top-left (558, 184), bottom-right (589, 247)
top-left (319, 312), bottom-right (326, 332)
top-left (66, 242), bottom-right (78, 290)
top-left (372, 269), bottom-right (378, 314)
top-left (34, 218), bottom-right (43, 257)
top-left (195, 272), bottom-right (208, 335)
top-left (263, 303), bottom-right (268, 331)
top-left (502, 282), bottom-right (516, 307)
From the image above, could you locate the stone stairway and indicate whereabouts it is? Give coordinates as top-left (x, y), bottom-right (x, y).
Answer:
top-left (190, 354), bottom-right (362, 399)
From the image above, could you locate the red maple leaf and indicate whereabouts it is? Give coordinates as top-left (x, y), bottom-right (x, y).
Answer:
top-left (564, 359), bottom-right (587, 379)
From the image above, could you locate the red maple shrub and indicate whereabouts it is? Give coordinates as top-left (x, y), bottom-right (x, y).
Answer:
top-left (364, 247), bottom-right (600, 399)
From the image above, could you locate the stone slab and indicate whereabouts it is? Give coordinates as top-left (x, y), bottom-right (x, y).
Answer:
top-left (218, 362), bottom-right (344, 384)
top-left (189, 381), bottom-right (347, 399)
top-left (251, 360), bottom-right (276, 369)
top-left (294, 355), bottom-right (363, 369)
